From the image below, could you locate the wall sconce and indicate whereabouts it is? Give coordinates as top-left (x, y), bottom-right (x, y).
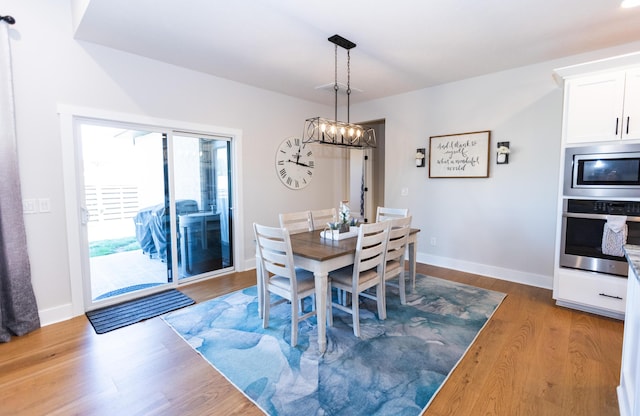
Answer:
top-left (497, 142), bottom-right (510, 164)
top-left (416, 148), bottom-right (426, 167)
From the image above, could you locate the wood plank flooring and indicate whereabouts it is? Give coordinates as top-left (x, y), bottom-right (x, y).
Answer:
top-left (0, 264), bottom-right (623, 415)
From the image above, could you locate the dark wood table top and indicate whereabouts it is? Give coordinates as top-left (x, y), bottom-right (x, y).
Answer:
top-left (289, 228), bottom-right (420, 262)
top-left (289, 230), bottom-right (358, 262)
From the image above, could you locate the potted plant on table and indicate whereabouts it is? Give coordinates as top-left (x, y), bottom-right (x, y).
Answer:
top-left (328, 201), bottom-right (357, 234)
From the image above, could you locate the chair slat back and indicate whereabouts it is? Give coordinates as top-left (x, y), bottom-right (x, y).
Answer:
top-left (386, 216), bottom-right (412, 263)
top-left (353, 221), bottom-right (389, 276)
top-left (279, 211), bottom-right (312, 234)
top-left (376, 207), bottom-right (409, 222)
top-left (310, 208), bottom-right (337, 231)
top-left (254, 223), bottom-right (295, 282)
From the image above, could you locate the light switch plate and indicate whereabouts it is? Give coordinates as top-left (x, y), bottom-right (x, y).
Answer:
top-left (22, 199), bottom-right (36, 214)
top-left (38, 198), bottom-right (51, 213)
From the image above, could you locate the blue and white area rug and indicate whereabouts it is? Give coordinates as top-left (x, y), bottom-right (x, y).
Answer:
top-left (163, 274), bottom-right (506, 415)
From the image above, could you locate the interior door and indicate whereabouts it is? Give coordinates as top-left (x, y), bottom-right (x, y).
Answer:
top-left (349, 120), bottom-right (383, 223)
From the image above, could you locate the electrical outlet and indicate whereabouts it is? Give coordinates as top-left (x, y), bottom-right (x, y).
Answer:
top-left (38, 198), bottom-right (51, 213)
top-left (430, 237), bottom-right (437, 246)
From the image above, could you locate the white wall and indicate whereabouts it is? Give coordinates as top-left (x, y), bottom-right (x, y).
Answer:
top-left (8, 1), bottom-right (640, 325)
top-left (7, 1), bottom-right (344, 324)
top-left (352, 41), bottom-right (640, 289)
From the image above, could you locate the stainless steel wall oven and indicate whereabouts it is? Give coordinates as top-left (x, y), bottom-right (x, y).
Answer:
top-left (560, 199), bottom-right (640, 276)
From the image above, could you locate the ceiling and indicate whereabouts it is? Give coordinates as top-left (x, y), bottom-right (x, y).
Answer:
top-left (73, 0), bottom-right (640, 105)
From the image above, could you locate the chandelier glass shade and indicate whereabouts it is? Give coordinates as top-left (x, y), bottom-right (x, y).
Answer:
top-left (303, 117), bottom-right (376, 148)
top-left (302, 35), bottom-right (376, 149)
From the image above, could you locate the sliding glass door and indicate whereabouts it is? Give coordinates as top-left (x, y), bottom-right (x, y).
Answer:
top-left (78, 122), bottom-right (234, 308)
top-left (173, 133), bottom-right (233, 280)
top-left (80, 124), bottom-right (169, 302)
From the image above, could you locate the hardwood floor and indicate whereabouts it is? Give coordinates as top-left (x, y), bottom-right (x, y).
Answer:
top-left (0, 264), bottom-right (623, 415)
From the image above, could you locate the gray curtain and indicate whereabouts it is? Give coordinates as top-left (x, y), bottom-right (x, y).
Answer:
top-left (0, 18), bottom-right (40, 342)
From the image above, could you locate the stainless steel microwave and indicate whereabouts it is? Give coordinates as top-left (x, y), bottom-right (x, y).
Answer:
top-left (563, 143), bottom-right (640, 198)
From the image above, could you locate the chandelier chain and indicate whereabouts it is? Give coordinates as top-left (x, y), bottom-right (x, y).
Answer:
top-left (347, 50), bottom-right (351, 123)
top-left (334, 44), bottom-right (338, 122)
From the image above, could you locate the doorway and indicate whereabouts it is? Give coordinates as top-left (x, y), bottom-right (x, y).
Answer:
top-left (349, 120), bottom-right (385, 223)
top-left (75, 120), bottom-right (235, 309)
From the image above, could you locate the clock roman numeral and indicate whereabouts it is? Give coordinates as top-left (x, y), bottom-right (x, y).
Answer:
top-left (277, 160), bottom-right (284, 165)
top-left (286, 177), bottom-right (292, 185)
top-left (280, 168), bottom-right (287, 178)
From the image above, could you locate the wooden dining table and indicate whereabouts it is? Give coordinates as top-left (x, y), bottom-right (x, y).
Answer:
top-left (288, 228), bottom-right (420, 353)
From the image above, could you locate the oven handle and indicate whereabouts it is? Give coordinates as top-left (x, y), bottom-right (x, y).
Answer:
top-left (564, 212), bottom-right (640, 222)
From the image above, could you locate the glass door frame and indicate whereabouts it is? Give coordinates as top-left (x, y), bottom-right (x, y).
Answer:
top-left (58, 105), bottom-right (244, 315)
top-left (169, 131), bottom-right (236, 283)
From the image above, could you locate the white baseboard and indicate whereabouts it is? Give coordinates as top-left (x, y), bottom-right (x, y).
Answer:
top-left (417, 252), bottom-right (553, 290)
top-left (242, 252), bottom-right (553, 290)
top-left (41, 253), bottom-right (551, 327)
top-left (38, 303), bottom-right (77, 327)
top-left (556, 299), bottom-right (625, 320)
top-left (242, 258), bottom-right (258, 272)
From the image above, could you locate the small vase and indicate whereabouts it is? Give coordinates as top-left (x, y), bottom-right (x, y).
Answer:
top-left (339, 222), bottom-right (349, 233)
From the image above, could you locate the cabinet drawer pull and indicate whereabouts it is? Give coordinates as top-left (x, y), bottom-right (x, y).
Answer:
top-left (599, 293), bottom-right (623, 300)
top-left (627, 116), bottom-right (630, 135)
top-left (616, 117), bottom-right (619, 135)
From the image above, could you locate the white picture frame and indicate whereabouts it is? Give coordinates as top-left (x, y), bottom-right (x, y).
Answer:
top-left (428, 130), bottom-right (491, 178)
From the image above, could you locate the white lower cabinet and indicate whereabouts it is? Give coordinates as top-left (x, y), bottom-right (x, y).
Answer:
top-left (618, 264), bottom-right (640, 416)
top-left (554, 268), bottom-right (627, 319)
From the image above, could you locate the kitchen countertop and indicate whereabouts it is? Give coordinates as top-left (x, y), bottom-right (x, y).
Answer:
top-left (624, 244), bottom-right (640, 281)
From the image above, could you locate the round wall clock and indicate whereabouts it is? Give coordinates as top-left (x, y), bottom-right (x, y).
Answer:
top-left (275, 137), bottom-right (315, 189)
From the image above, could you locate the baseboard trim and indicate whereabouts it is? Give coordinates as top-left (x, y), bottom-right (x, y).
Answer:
top-left (556, 299), bottom-right (625, 320)
top-left (417, 253), bottom-right (553, 290)
top-left (243, 252), bottom-right (553, 290)
top-left (39, 303), bottom-right (76, 327)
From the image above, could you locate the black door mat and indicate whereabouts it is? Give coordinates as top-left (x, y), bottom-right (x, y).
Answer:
top-left (86, 289), bottom-right (195, 334)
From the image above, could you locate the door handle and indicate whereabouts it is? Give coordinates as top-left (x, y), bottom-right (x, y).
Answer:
top-left (81, 206), bottom-right (90, 225)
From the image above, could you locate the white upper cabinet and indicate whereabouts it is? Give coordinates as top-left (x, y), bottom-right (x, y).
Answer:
top-left (624, 68), bottom-right (640, 141)
top-left (564, 69), bottom-right (640, 144)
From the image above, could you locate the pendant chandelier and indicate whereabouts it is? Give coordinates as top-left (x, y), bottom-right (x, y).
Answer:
top-left (302, 35), bottom-right (376, 149)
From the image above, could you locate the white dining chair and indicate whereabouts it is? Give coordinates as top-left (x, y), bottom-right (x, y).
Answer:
top-left (253, 223), bottom-right (316, 347)
top-left (381, 216), bottom-right (412, 309)
top-left (279, 211), bottom-right (312, 234)
top-left (327, 221), bottom-right (389, 337)
top-left (310, 208), bottom-right (337, 231)
top-left (376, 206), bottom-right (409, 222)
